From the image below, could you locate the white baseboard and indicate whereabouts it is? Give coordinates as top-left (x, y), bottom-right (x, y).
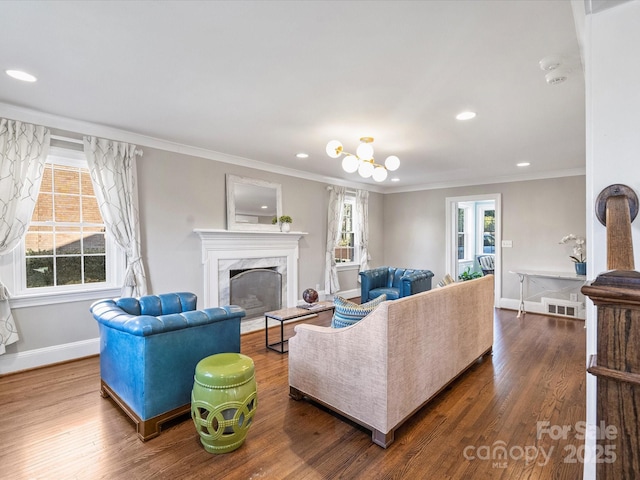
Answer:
top-left (500, 297), bottom-right (548, 314)
top-left (0, 296), bottom-right (533, 376)
top-left (311, 288), bottom-right (359, 302)
top-left (500, 297), bottom-right (529, 312)
top-left (499, 297), bottom-right (585, 319)
top-left (0, 287), bottom-right (363, 376)
top-left (332, 288), bottom-right (360, 300)
top-left (0, 338), bottom-right (100, 375)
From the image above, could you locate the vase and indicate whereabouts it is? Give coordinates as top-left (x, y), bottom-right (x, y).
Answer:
top-left (575, 262), bottom-right (586, 276)
top-left (281, 222), bottom-right (291, 233)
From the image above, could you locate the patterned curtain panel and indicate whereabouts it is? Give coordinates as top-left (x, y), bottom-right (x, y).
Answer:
top-left (0, 118), bottom-right (50, 355)
top-left (355, 189), bottom-right (370, 280)
top-left (83, 136), bottom-right (148, 297)
top-left (324, 185), bottom-right (345, 294)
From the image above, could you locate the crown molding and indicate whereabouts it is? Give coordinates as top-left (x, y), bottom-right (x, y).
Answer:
top-left (583, 0), bottom-right (632, 15)
top-left (0, 102), bottom-right (582, 196)
top-left (0, 102), bottom-right (385, 193)
top-left (382, 167), bottom-right (586, 194)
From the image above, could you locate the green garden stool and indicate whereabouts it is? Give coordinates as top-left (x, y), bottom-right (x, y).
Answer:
top-left (191, 353), bottom-right (257, 453)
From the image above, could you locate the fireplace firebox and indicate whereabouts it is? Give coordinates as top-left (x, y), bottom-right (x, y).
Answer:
top-left (230, 268), bottom-right (282, 319)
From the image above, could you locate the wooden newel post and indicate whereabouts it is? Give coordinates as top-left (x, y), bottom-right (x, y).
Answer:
top-left (582, 184), bottom-right (640, 478)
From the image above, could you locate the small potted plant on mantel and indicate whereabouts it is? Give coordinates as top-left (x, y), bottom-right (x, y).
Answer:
top-left (272, 215), bottom-right (293, 232)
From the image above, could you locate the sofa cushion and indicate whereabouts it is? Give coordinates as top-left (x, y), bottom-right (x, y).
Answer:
top-left (331, 294), bottom-right (387, 328)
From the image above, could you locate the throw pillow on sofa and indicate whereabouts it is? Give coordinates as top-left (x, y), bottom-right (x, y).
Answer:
top-left (331, 294), bottom-right (387, 328)
top-left (436, 274), bottom-right (455, 288)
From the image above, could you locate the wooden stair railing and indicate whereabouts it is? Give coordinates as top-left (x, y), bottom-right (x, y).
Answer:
top-left (582, 184), bottom-right (640, 478)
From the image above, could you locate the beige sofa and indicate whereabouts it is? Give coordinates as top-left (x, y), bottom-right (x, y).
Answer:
top-left (288, 275), bottom-right (494, 447)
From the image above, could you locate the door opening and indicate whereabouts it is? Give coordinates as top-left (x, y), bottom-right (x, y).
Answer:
top-left (446, 194), bottom-right (501, 306)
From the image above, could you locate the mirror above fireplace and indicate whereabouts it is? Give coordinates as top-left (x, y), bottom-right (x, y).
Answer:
top-left (226, 174), bottom-right (282, 231)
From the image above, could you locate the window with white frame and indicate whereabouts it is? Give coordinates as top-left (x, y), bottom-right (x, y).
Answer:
top-left (457, 203), bottom-right (474, 261)
top-left (8, 147), bottom-right (124, 298)
top-left (334, 194), bottom-right (360, 265)
top-left (476, 204), bottom-right (495, 254)
top-left (458, 201), bottom-right (496, 262)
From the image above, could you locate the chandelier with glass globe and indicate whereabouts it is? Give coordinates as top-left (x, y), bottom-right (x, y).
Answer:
top-left (325, 137), bottom-right (400, 182)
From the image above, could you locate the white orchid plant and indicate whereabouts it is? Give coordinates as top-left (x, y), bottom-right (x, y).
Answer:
top-left (559, 234), bottom-right (586, 263)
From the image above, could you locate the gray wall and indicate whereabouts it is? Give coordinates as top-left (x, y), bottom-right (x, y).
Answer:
top-left (136, 147), bottom-right (385, 299)
top-left (5, 144), bottom-right (583, 358)
top-left (6, 146), bottom-right (384, 355)
top-left (11, 299), bottom-right (98, 352)
top-left (383, 175), bottom-right (586, 300)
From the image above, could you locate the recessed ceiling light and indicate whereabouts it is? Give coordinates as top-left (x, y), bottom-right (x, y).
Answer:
top-left (6, 69), bottom-right (37, 82)
top-left (539, 56), bottom-right (562, 72)
top-left (296, 153), bottom-right (309, 159)
top-left (261, 205), bottom-right (268, 209)
top-left (456, 111), bottom-right (476, 121)
top-left (517, 162), bottom-right (530, 167)
top-left (390, 178), bottom-right (400, 182)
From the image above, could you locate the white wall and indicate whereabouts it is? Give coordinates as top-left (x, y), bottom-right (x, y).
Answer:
top-left (583, 2), bottom-right (640, 478)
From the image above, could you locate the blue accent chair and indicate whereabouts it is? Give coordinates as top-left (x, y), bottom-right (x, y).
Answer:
top-left (90, 292), bottom-right (245, 441)
top-left (359, 267), bottom-right (434, 302)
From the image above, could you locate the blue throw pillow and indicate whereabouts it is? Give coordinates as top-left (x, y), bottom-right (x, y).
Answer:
top-left (331, 294), bottom-right (387, 328)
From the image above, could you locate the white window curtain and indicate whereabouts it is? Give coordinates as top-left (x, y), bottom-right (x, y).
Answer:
top-left (0, 119), bottom-right (50, 354)
top-left (324, 185), bottom-right (346, 295)
top-left (83, 136), bottom-right (147, 297)
top-left (355, 189), bottom-right (370, 279)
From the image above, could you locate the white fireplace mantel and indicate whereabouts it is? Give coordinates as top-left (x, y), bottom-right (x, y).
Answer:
top-left (194, 229), bottom-right (308, 308)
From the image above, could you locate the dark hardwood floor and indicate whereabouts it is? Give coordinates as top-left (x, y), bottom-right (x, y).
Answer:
top-left (0, 309), bottom-right (586, 479)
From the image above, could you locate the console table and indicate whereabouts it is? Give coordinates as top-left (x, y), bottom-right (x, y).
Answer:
top-left (264, 301), bottom-right (335, 353)
top-left (510, 270), bottom-right (587, 318)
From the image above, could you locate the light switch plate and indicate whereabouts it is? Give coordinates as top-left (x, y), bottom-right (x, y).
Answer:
top-left (502, 240), bottom-right (513, 248)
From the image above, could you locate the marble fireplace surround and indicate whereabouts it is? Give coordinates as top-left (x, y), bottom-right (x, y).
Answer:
top-left (194, 229), bottom-right (307, 309)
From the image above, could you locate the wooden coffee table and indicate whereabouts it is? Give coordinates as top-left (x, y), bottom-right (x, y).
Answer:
top-left (264, 301), bottom-right (335, 353)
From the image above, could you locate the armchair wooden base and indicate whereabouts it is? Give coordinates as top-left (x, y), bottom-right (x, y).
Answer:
top-left (100, 380), bottom-right (191, 441)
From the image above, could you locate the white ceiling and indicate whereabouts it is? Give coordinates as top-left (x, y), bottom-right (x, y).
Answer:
top-left (0, 0), bottom-right (585, 192)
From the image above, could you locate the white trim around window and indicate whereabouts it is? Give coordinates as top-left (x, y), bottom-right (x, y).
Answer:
top-left (336, 262), bottom-right (361, 272)
top-left (1, 232), bottom-right (125, 309)
top-left (0, 145), bottom-right (126, 308)
top-left (335, 193), bottom-right (360, 268)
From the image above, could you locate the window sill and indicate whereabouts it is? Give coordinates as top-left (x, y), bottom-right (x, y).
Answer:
top-left (336, 262), bottom-right (360, 272)
top-left (9, 286), bottom-right (122, 309)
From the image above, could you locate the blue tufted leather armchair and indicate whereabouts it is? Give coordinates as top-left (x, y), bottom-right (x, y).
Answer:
top-left (90, 292), bottom-right (245, 441)
top-left (359, 267), bottom-right (434, 302)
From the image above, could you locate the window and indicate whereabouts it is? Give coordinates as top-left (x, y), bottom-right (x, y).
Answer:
top-left (478, 207), bottom-right (495, 254)
top-left (334, 195), bottom-right (359, 265)
top-left (2, 146), bottom-right (124, 305)
top-left (457, 204), bottom-right (473, 261)
top-left (25, 154), bottom-right (106, 288)
top-left (457, 207), bottom-right (465, 260)
top-left (458, 201), bottom-right (495, 261)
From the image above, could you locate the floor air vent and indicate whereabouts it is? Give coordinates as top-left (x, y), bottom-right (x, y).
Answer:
top-left (542, 297), bottom-right (582, 318)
